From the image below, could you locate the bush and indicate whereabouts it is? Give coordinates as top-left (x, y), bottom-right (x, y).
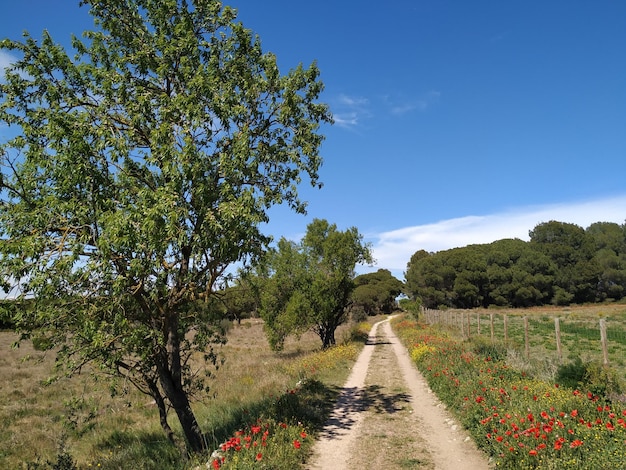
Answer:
top-left (556, 357), bottom-right (587, 390)
top-left (557, 357), bottom-right (624, 400)
top-left (398, 298), bottom-right (421, 320)
top-left (469, 336), bottom-right (508, 362)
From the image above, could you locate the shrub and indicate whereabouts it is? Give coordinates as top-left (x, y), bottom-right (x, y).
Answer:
top-left (556, 357), bottom-right (587, 390)
top-left (557, 357), bottom-right (624, 400)
top-left (470, 336), bottom-right (508, 362)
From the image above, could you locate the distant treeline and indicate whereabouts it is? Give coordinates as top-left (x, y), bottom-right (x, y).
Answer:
top-left (404, 220), bottom-right (626, 309)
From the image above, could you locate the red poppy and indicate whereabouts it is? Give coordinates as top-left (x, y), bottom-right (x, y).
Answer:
top-left (256, 453), bottom-right (263, 461)
top-left (300, 431), bottom-right (307, 439)
top-left (570, 439), bottom-right (583, 448)
top-left (293, 439), bottom-right (301, 449)
top-left (212, 459), bottom-right (221, 469)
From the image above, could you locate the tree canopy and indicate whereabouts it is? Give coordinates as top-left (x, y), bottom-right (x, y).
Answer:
top-left (350, 269), bottom-right (404, 318)
top-left (258, 219), bottom-right (372, 350)
top-left (405, 220), bottom-right (626, 309)
top-left (0, 0), bottom-right (331, 453)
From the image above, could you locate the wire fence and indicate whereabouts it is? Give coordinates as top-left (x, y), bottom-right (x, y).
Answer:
top-left (421, 308), bottom-right (626, 369)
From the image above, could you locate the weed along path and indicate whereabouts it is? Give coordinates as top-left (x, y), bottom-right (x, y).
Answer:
top-left (306, 317), bottom-right (491, 470)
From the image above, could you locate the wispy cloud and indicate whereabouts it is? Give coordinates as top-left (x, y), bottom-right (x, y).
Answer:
top-left (332, 94), bottom-right (371, 129)
top-left (0, 50), bottom-right (31, 81)
top-left (332, 90), bottom-right (440, 127)
top-left (0, 50), bottom-right (16, 74)
top-left (386, 90), bottom-right (441, 115)
top-left (364, 195), bottom-right (626, 278)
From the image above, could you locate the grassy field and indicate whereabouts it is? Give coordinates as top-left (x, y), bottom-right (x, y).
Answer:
top-left (423, 303), bottom-right (626, 383)
top-left (0, 317), bottom-right (380, 469)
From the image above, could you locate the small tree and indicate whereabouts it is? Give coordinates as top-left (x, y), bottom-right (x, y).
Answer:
top-left (0, 0), bottom-right (331, 453)
top-left (259, 219), bottom-right (372, 350)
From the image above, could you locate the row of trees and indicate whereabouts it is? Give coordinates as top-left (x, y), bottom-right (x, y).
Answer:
top-left (405, 220), bottom-right (626, 309)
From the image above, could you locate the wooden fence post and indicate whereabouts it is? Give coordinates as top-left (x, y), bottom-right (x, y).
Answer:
top-left (554, 317), bottom-right (562, 363)
top-left (504, 314), bottom-right (508, 343)
top-left (460, 312), bottom-right (465, 337)
top-left (524, 317), bottom-right (529, 360)
top-left (600, 319), bottom-right (609, 365)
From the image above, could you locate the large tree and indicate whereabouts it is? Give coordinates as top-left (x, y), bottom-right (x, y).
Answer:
top-left (0, 0), bottom-right (331, 453)
top-left (529, 221), bottom-right (600, 304)
top-left (259, 219), bottom-right (372, 350)
top-left (351, 269), bottom-right (404, 317)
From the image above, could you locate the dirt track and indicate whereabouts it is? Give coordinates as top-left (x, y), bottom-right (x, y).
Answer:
top-left (306, 317), bottom-right (492, 470)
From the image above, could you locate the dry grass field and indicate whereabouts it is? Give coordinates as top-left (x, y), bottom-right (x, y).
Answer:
top-left (0, 317), bottom-right (370, 469)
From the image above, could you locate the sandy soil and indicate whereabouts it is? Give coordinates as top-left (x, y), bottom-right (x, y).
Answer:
top-left (306, 317), bottom-right (492, 470)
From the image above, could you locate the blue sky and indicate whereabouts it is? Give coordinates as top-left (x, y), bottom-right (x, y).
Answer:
top-left (2, 1), bottom-right (625, 280)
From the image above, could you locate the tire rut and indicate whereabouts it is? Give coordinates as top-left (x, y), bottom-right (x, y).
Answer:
top-left (306, 317), bottom-right (491, 470)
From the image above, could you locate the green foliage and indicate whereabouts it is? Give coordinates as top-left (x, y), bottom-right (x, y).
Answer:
top-left (258, 219), bottom-right (372, 349)
top-left (398, 297), bottom-right (421, 320)
top-left (469, 336), bottom-right (508, 362)
top-left (405, 220), bottom-right (626, 309)
top-left (557, 357), bottom-right (623, 399)
top-left (0, 0), bottom-right (331, 453)
top-left (350, 269), bottom-right (404, 317)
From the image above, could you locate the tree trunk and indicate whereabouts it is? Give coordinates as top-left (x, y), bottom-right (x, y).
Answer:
top-left (147, 378), bottom-right (176, 445)
top-left (160, 373), bottom-right (206, 453)
top-left (159, 312), bottom-right (206, 453)
top-left (320, 324), bottom-right (336, 349)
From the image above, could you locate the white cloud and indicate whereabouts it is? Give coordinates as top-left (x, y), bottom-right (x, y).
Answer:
top-left (332, 94), bottom-right (371, 128)
top-left (386, 90), bottom-right (441, 115)
top-left (337, 94), bottom-right (369, 107)
top-left (0, 50), bottom-right (16, 73)
top-left (364, 195), bottom-right (626, 278)
top-left (0, 50), bottom-right (31, 81)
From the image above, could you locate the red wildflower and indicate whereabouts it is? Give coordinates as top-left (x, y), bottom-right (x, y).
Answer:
top-left (256, 453), bottom-right (263, 461)
top-left (554, 438), bottom-right (564, 450)
top-left (529, 450), bottom-right (538, 456)
top-left (251, 425), bottom-right (262, 434)
top-left (300, 431), bottom-right (307, 439)
top-left (570, 439), bottom-right (583, 448)
top-left (570, 410), bottom-right (578, 417)
top-left (212, 459), bottom-right (221, 470)
top-left (607, 422), bottom-right (615, 431)
top-left (293, 439), bottom-right (301, 449)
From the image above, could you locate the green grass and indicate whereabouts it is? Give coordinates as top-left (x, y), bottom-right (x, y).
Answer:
top-left (424, 304), bottom-right (626, 381)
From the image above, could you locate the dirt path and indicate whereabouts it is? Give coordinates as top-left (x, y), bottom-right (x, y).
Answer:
top-left (306, 317), bottom-right (492, 470)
